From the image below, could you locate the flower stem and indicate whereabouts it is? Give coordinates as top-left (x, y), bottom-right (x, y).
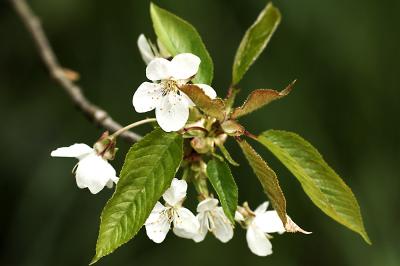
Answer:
top-left (110, 118), bottom-right (157, 139)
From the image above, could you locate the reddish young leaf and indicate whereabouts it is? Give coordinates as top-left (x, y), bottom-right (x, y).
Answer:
top-left (180, 85), bottom-right (226, 121)
top-left (231, 80), bottom-right (295, 119)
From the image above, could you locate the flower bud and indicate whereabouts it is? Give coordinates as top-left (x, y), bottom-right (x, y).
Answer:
top-left (214, 133), bottom-right (227, 146)
top-left (190, 137), bottom-right (214, 154)
top-left (93, 131), bottom-right (118, 160)
top-left (221, 120), bottom-right (244, 136)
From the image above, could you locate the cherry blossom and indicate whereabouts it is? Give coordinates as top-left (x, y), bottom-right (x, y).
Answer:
top-left (51, 143), bottom-right (118, 194)
top-left (132, 53), bottom-right (216, 132)
top-left (193, 198), bottom-right (234, 243)
top-left (235, 202), bottom-right (285, 256)
top-left (145, 178), bottom-right (200, 243)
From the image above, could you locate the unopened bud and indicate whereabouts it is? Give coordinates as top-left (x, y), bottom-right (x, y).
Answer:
top-left (191, 137), bottom-right (214, 154)
top-left (221, 120), bottom-right (244, 136)
top-left (93, 131), bottom-right (118, 160)
top-left (214, 133), bottom-right (227, 146)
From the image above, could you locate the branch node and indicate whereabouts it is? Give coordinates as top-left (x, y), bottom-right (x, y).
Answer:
top-left (94, 110), bottom-right (108, 122)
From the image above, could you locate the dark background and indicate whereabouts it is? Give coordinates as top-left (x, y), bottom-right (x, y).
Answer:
top-left (1, 0), bottom-right (399, 265)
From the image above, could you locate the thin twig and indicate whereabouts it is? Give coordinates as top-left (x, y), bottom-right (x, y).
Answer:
top-left (10, 0), bottom-right (142, 143)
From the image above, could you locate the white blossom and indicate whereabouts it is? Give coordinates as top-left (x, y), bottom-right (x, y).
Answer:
top-left (137, 34), bottom-right (171, 65)
top-left (137, 34), bottom-right (157, 65)
top-left (145, 178), bottom-right (199, 243)
top-left (236, 202), bottom-right (285, 256)
top-left (132, 53), bottom-right (217, 132)
top-left (51, 143), bottom-right (119, 194)
top-left (193, 198), bottom-right (234, 243)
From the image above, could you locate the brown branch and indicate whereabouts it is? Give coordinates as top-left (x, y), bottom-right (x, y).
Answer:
top-left (10, 0), bottom-right (142, 143)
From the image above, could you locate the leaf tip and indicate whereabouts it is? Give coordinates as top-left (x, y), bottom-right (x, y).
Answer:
top-left (284, 216), bottom-right (312, 234)
top-left (269, 2), bottom-right (282, 19)
top-left (89, 247), bottom-right (109, 265)
top-left (149, 2), bottom-right (161, 17)
top-left (279, 79), bottom-right (297, 96)
top-left (360, 230), bottom-right (372, 245)
top-left (89, 255), bottom-right (100, 265)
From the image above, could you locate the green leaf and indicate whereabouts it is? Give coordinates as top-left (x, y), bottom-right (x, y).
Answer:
top-left (257, 130), bottom-right (371, 244)
top-left (91, 129), bottom-right (183, 264)
top-left (150, 2), bottom-right (213, 85)
top-left (217, 143), bottom-right (240, 166)
top-left (206, 159), bottom-right (238, 224)
top-left (232, 2), bottom-right (281, 85)
top-left (231, 80), bottom-right (295, 119)
top-left (180, 85), bottom-right (226, 121)
top-left (237, 139), bottom-right (287, 225)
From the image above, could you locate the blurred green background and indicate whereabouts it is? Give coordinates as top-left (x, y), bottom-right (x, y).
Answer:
top-left (1, 0), bottom-right (399, 265)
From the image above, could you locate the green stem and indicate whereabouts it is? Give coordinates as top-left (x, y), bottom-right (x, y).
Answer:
top-left (193, 173), bottom-right (210, 199)
top-left (110, 118), bottom-right (157, 139)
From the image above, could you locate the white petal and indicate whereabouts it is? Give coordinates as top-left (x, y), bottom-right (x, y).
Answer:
top-left (74, 154), bottom-right (116, 194)
top-left (163, 178), bottom-right (187, 206)
top-left (146, 58), bottom-right (172, 81)
top-left (105, 175), bottom-right (119, 189)
top-left (254, 210), bottom-right (285, 234)
top-left (193, 212), bottom-right (208, 243)
top-left (155, 93), bottom-right (189, 132)
top-left (51, 144), bottom-right (93, 159)
top-left (180, 91), bottom-right (195, 107)
top-left (110, 175), bottom-right (119, 183)
top-left (145, 203), bottom-right (171, 243)
top-left (170, 53), bottom-right (200, 80)
top-left (173, 207), bottom-right (200, 239)
top-left (246, 225), bottom-right (273, 256)
top-left (132, 82), bottom-right (163, 113)
top-left (193, 84), bottom-right (217, 99)
top-left (235, 211), bottom-right (245, 222)
top-left (137, 34), bottom-right (156, 65)
top-left (254, 201), bottom-right (269, 215)
top-left (197, 198), bottom-right (219, 212)
top-left (146, 202), bottom-right (167, 223)
top-left (105, 179), bottom-right (114, 188)
top-left (211, 207), bottom-right (234, 243)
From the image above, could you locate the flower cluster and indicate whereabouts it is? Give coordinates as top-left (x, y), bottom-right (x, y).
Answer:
top-left (47, 2), bottom-right (368, 262)
top-left (145, 178), bottom-right (284, 256)
top-left (136, 41), bottom-right (282, 252)
top-left (50, 35), bottom-right (302, 257)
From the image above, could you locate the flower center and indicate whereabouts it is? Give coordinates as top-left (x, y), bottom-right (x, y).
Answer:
top-left (163, 207), bottom-right (177, 224)
top-left (160, 79), bottom-right (179, 96)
